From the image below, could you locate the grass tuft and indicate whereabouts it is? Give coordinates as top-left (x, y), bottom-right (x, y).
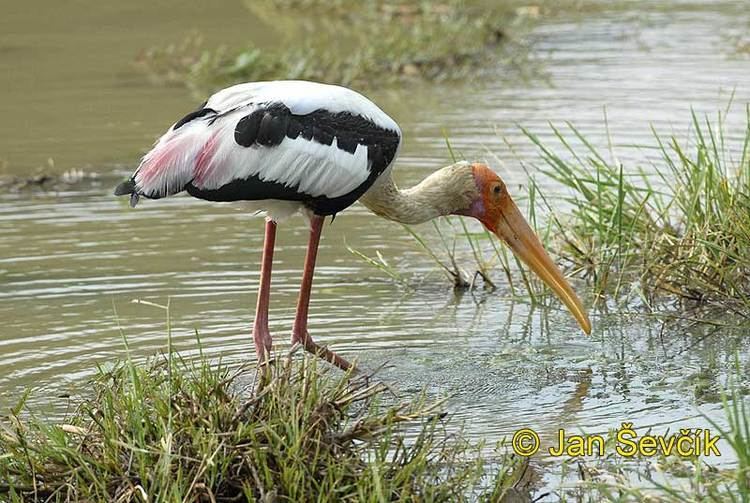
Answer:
top-left (0, 347), bottom-right (526, 501)
top-left (524, 106), bottom-right (750, 313)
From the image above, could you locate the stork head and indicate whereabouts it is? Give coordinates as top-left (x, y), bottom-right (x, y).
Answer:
top-left (455, 162), bottom-right (591, 335)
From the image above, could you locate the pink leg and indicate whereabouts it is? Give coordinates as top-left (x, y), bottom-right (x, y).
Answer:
top-left (291, 215), bottom-right (353, 371)
top-left (253, 217), bottom-right (276, 362)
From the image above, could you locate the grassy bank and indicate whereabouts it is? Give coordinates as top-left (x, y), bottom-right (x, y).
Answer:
top-left (0, 347), bottom-right (526, 501)
top-left (135, 0), bottom-right (531, 93)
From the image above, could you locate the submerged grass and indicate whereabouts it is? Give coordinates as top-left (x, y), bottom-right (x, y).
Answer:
top-left (0, 346), bottom-right (527, 501)
top-left (135, 0), bottom-right (530, 93)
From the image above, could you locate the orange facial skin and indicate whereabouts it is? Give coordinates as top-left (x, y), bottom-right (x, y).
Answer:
top-left (466, 163), bottom-right (592, 335)
top-left (469, 163), bottom-right (508, 233)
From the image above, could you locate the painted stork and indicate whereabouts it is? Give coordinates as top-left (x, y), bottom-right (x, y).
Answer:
top-left (115, 80), bottom-right (591, 370)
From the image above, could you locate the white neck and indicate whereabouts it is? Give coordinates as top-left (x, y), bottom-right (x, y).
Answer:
top-left (358, 163), bottom-right (479, 225)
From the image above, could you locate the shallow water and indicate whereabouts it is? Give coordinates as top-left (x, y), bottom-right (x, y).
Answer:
top-left (2, 0), bottom-right (750, 492)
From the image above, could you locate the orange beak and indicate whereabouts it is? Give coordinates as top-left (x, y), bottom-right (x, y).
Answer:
top-left (488, 197), bottom-right (591, 335)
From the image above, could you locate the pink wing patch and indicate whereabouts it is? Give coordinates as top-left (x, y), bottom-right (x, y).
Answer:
top-left (192, 133), bottom-right (222, 186)
top-left (134, 126), bottom-right (211, 197)
top-left (138, 140), bottom-right (180, 185)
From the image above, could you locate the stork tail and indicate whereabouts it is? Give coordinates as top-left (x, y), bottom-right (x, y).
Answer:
top-left (114, 178), bottom-right (141, 207)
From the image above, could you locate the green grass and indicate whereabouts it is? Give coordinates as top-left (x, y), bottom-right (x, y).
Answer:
top-left (135, 0), bottom-right (529, 93)
top-left (0, 345), bottom-right (527, 501)
top-left (521, 106), bottom-right (750, 313)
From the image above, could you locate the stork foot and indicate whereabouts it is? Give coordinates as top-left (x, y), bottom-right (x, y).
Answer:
top-left (253, 327), bottom-right (273, 364)
top-left (292, 330), bottom-right (353, 371)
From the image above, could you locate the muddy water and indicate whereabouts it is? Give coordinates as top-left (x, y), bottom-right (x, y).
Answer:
top-left (2, 0), bottom-right (750, 486)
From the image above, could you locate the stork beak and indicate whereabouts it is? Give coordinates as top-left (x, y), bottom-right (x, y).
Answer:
top-left (490, 198), bottom-right (591, 335)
